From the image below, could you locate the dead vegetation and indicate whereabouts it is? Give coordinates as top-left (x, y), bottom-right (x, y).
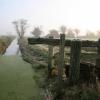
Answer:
top-left (0, 36), bottom-right (14, 54)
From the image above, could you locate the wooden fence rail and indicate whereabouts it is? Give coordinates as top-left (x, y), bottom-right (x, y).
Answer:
top-left (28, 34), bottom-right (100, 85)
top-left (28, 38), bottom-right (98, 47)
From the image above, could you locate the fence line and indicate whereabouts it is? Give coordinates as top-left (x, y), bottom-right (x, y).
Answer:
top-left (28, 38), bottom-right (97, 47)
top-left (28, 34), bottom-right (100, 85)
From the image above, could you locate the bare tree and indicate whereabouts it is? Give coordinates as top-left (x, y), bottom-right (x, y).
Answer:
top-left (74, 28), bottom-right (80, 38)
top-left (49, 29), bottom-right (59, 38)
top-left (86, 31), bottom-right (96, 39)
top-left (12, 19), bottom-right (27, 39)
top-left (45, 29), bottom-right (59, 38)
top-left (66, 28), bottom-right (75, 38)
top-left (60, 25), bottom-right (67, 34)
top-left (32, 26), bottom-right (42, 38)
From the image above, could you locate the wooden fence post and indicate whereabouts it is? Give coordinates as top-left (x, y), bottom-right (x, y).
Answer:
top-left (58, 34), bottom-right (65, 82)
top-left (69, 40), bottom-right (81, 85)
top-left (96, 39), bottom-right (100, 79)
top-left (48, 36), bottom-right (53, 78)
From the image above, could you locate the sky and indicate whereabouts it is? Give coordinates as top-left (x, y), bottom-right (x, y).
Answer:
top-left (0, 0), bottom-right (100, 36)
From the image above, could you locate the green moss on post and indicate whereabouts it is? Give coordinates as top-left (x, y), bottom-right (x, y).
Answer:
top-left (69, 40), bottom-right (81, 85)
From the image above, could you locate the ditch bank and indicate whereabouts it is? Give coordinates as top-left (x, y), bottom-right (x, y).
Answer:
top-left (18, 38), bottom-right (52, 100)
top-left (19, 38), bottom-right (48, 65)
top-left (0, 36), bottom-right (14, 55)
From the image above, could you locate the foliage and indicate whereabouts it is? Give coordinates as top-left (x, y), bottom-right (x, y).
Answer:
top-left (49, 29), bottom-right (59, 38)
top-left (31, 26), bottom-right (42, 38)
top-left (45, 77), bottom-right (100, 100)
top-left (65, 86), bottom-right (100, 100)
top-left (45, 29), bottom-right (60, 38)
top-left (66, 28), bottom-right (75, 38)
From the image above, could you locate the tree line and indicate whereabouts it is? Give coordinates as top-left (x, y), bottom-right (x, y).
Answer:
top-left (13, 19), bottom-right (100, 39)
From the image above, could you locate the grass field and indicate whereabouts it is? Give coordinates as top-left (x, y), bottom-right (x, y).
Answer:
top-left (0, 56), bottom-right (43, 100)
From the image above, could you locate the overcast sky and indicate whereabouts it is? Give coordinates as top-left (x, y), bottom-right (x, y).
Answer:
top-left (0, 0), bottom-right (100, 36)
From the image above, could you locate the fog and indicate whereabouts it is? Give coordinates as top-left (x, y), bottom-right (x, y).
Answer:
top-left (0, 0), bottom-right (100, 36)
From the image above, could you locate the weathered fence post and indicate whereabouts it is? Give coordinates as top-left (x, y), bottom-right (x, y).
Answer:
top-left (58, 34), bottom-right (65, 82)
top-left (69, 40), bottom-right (81, 85)
top-left (96, 39), bottom-right (100, 79)
top-left (48, 36), bottom-right (53, 78)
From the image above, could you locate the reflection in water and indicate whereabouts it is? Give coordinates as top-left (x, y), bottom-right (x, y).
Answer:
top-left (4, 38), bottom-right (20, 56)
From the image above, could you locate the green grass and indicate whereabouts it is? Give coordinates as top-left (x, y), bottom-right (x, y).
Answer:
top-left (0, 56), bottom-right (43, 100)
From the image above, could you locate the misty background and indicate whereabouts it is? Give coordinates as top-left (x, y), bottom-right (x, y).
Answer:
top-left (0, 0), bottom-right (100, 37)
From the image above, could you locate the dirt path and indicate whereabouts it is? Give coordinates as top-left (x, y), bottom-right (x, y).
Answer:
top-left (0, 56), bottom-right (43, 100)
